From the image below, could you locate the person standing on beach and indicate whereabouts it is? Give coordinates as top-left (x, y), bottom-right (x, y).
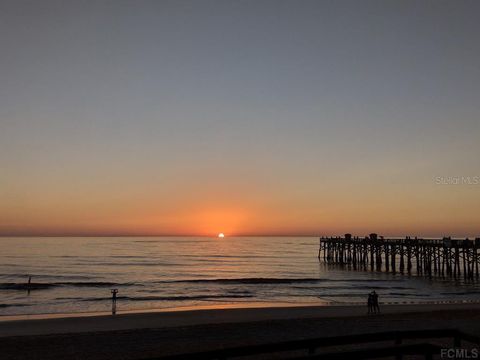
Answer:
top-left (372, 291), bottom-right (380, 313)
top-left (367, 292), bottom-right (373, 314)
top-left (26, 275), bottom-right (32, 295)
top-left (111, 289), bottom-right (118, 315)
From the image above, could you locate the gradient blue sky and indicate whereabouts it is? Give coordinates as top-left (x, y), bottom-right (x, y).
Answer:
top-left (1, 0), bottom-right (479, 236)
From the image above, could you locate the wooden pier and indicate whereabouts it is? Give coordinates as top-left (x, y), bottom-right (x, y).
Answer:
top-left (319, 234), bottom-right (480, 280)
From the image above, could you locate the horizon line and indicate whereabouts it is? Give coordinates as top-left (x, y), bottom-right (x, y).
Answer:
top-left (1, 233), bottom-right (478, 239)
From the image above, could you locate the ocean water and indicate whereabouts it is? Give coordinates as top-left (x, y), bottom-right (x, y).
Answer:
top-left (1, 237), bottom-right (480, 316)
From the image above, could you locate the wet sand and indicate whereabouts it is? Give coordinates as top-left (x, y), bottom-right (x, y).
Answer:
top-left (1, 303), bottom-right (480, 359)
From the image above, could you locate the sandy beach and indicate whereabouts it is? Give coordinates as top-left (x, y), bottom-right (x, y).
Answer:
top-left (1, 303), bottom-right (480, 359)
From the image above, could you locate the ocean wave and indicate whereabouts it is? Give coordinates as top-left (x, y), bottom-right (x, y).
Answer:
top-left (388, 292), bottom-right (430, 297)
top-left (56, 281), bottom-right (135, 287)
top-left (315, 293), bottom-right (367, 298)
top-left (72, 261), bottom-right (179, 266)
top-left (159, 277), bottom-right (405, 285)
top-left (56, 294), bottom-right (254, 302)
top-left (0, 274), bottom-right (94, 280)
top-left (0, 283), bottom-right (56, 290)
top-left (440, 291), bottom-right (480, 296)
top-left (318, 292), bottom-right (431, 298)
top-left (166, 278), bottom-right (323, 284)
top-left (180, 254), bottom-right (284, 259)
top-left (0, 281), bottom-right (138, 290)
top-left (0, 303), bottom-right (30, 308)
top-left (0, 277), bottom-right (408, 291)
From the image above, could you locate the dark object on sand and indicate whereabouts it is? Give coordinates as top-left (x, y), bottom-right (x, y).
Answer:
top-left (367, 291), bottom-right (380, 314)
top-left (367, 293), bottom-right (374, 314)
top-left (372, 290), bottom-right (380, 313)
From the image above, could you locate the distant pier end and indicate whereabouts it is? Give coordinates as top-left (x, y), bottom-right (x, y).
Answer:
top-left (319, 234), bottom-right (480, 280)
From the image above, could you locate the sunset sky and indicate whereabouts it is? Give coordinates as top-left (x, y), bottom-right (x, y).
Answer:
top-left (1, 0), bottom-right (479, 237)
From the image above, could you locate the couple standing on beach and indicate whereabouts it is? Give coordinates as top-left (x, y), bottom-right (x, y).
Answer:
top-left (367, 291), bottom-right (380, 314)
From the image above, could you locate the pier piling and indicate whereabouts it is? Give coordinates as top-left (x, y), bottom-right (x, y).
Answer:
top-left (318, 234), bottom-right (480, 280)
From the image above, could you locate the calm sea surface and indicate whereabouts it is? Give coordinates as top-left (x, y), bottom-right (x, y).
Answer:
top-left (1, 237), bottom-right (480, 316)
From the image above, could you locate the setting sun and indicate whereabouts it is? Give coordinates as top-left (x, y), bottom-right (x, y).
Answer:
top-left (218, 233), bottom-right (225, 238)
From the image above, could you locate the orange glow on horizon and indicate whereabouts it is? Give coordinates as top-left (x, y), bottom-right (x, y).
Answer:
top-left (1, 189), bottom-right (480, 237)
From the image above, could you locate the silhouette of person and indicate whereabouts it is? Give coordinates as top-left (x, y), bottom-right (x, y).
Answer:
top-left (111, 289), bottom-right (118, 315)
top-left (372, 291), bottom-right (380, 314)
top-left (27, 275), bottom-right (32, 295)
top-left (367, 292), bottom-right (374, 314)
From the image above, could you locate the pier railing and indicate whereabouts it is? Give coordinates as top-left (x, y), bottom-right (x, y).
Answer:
top-left (318, 234), bottom-right (480, 280)
top-left (151, 328), bottom-right (480, 360)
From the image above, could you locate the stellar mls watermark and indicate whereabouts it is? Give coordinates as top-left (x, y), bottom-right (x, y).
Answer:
top-left (434, 176), bottom-right (480, 185)
top-left (441, 348), bottom-right (479, 358)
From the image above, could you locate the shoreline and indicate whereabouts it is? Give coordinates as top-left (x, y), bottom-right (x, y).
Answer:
top-left (2, 298), bottom-right (480, 323)
top-left (2, 302), bottom-right (480, 338)
top-left (0, 300), bottom-right (326, 322)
